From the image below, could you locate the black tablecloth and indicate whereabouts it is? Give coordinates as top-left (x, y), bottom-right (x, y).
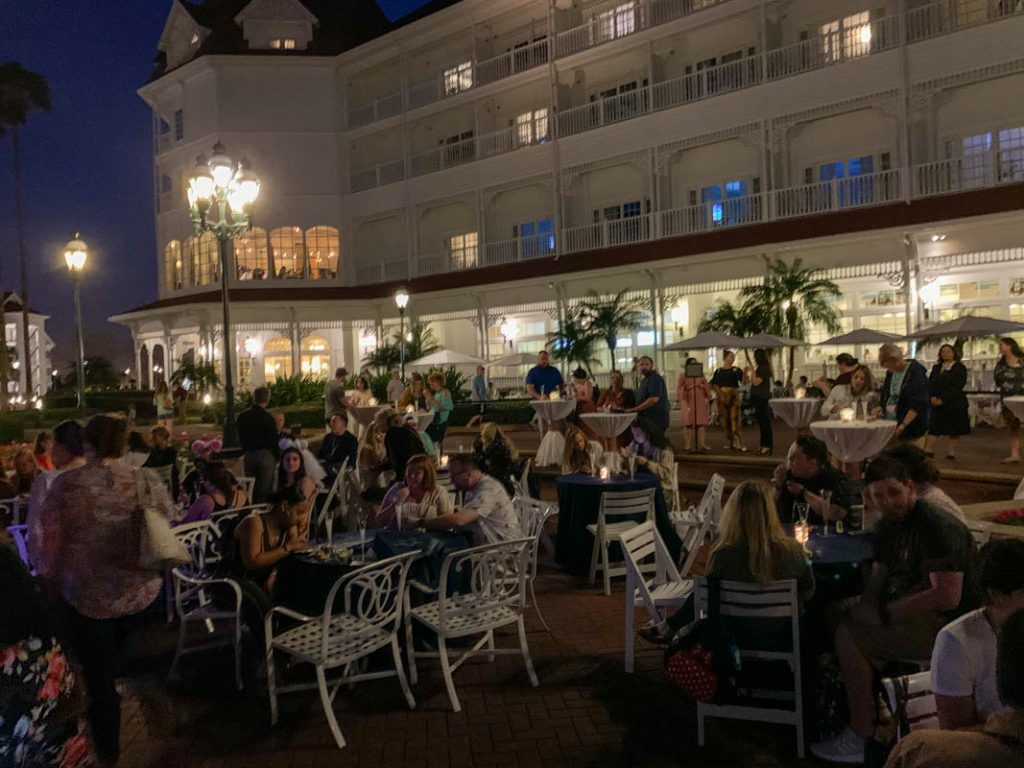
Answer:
top-left (554, 473), bottom-right (680, 574)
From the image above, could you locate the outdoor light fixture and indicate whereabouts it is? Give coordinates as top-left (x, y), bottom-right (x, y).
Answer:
top-left (499, 317), bottom-right (518, 350)
top-left (395, 287), bottom-right (410, 379)
top-left (63, 234), bottom-right (89, 409)
top-left (244, 337), bottom-right (259, 356)
top-left (187, 142), bottom-right (261, 450)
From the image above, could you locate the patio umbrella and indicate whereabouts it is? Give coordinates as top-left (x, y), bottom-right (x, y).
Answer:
top-left (663, 331), bottom-right (744, 351)
top-left (407, 350), bottom-right (487, 369)
top-left (733, 333), bottom-right (806, 349)
top-left (817, 329), bottom-right (904, 346)
top-left (904, 315), bottom-right (1024, 341)
top-left (488, 352), bottom-right (536, 367)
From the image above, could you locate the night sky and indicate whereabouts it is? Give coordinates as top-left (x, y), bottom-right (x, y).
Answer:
top-left (0, 0), bottom-right (430, 375)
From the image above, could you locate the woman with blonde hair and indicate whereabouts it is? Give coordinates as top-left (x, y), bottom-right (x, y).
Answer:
top-left (153, 380), bottom-right (174, 428)
top-left (562, 425), bottom-right (599, 476)
top-left (474, 422), bottom-right (519, 496)
top-left (376, 453), bottom-right (454, 529)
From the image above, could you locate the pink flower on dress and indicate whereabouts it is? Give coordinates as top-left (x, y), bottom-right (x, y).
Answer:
top-left (0, 643), bottom-right (18, 671)
top-left (38, 674), bottom-right (62, 701)
top-left (46, 648), bottom-right (68, 680)
top-left (60, 732), bottom-right (91, 768)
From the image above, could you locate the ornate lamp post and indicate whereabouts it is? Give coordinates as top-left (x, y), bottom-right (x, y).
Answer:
top-left (395, 288), bottom-right (410, 379)
top-left (63, 234), bottom-right (88, 409)
top-left (187, 142), bottom-right (261, 450)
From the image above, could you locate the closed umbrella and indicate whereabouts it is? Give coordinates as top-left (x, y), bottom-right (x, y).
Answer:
top-left (407, 350), bottom-right (487, 369)
top-left (663, 331), bottom-right (744, 351)
top-left (818, 329), bottom-right (904, 346)
top-left (904, 315), bottom-right (1024, 340)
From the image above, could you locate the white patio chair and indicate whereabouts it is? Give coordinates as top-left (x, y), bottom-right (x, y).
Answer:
top-left (404, 538), bottom-right (538, 713)
top-left (672, 473), bottom-right (724, 573)
top-left (515, 497), bottom-right (555, 632)
top-left (6, 524), bottom-right (32, 573)
top-left (266, 551), bottom-right (418, 749)
top-left (882, 671), bottom-right (938, 740)
top-left (620, 521), bottom-right (692, 672)
top-left (0, 497), bottom-right (26, 526)
top-left (694, 577), bottom-right (805, 759)
top-left (587, 488), bottom-right (655, 595)
top-left (236, 475), bottom-right (255, 501)
top-left (319, 458), bottom-right (349, 514)
top-left (168, 520), bottom-right (246, 690)
top-left (669, 463), bottom-right (683, 513)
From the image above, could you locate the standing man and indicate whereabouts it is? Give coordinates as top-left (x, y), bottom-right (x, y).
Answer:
top-left (471, 365), bottom-right (488, 403)
top-left (324, 367), bottom-right (349, 422)
top-left (525, 350), bottom-right (563, 399)
top-left (876, 343), bottom-right (930, 445)
top-left (386, 369), bottom-right (405, 405)
top-left (630, 356), bottom-right (670, 433)
top-left (237, 386), bottom-right (279, 503)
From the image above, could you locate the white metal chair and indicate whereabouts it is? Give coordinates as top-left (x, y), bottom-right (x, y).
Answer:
top-left (587, 488), bottom-right (655, 595)
top-left (515, 497), bottom-right (554, 632)
top-left (672, 473), bottom-right (724, 573)
top-left (0, 497), bottom-right (26, 526)
top-left (236, 475), bottom-right (255, 501)
top-left (168, 520), bottom-right (246, 690)
top-left (266, 551), bottom-right (418, 749)
top-left (404, 538), bottom-right (539, 713)
top-left (694, 577), bottom-right (805, 758)
top-left (669, 463), bottom-right (683, 513)
top-left (619, 521), bottom-right (692, 672)
top-left (881, 671), bottom-right (939, 740)
top-left (6, 524), bottom-right (33, 573)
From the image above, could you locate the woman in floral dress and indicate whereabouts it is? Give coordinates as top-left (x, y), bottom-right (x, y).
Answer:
top-left (995, 337), bottom-right (1024, 463)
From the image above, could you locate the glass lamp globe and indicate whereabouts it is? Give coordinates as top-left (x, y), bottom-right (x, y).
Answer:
top-left (395, 288), bottom-right (410, 310)
top-left (63, 235), bottom-right (88, 272)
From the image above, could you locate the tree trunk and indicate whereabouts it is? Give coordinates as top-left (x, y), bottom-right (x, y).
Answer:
top-left (13, 128), bottom-right (33, 399)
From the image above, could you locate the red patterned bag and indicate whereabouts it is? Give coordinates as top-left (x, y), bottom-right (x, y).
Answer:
top-left (666, 642), bottom-right (719, 702)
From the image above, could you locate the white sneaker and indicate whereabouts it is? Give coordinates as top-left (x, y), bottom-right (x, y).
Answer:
top-left (809, 727), bottom-right (865, 764)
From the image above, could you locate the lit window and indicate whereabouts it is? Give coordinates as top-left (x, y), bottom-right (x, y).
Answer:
top-left (443, 61), bottom-right (473, 96)
top-left (821, 11), bottom-right (871, 62)
top-left (448, 232), bottom-right (478, 269)
top-left (597, 3), bottom-right (636, 42)
top-left (271, 39), bottom-right (281, 49)
top-left (516, 108), bottom-right (549, 145)
top-left (283, 38), bottom-right (296, 50)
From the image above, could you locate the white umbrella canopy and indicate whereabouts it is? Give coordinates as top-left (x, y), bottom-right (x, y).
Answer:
top-left (407, 350), bottom-right (487, 369)
top-left (488, 352), bottom-right (536, 367)
top-left (663, 331), bottom-right (745, 351)
top-left (817, 329), bottom-right (904, 346)
top-left (904, 315), bottom-right (1024, 340)
top-left (733, 332), bottom-right (806, 349)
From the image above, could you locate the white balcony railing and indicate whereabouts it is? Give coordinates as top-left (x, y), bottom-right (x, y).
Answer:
top-left (914, 150), bottom-right (1024, 197)
top-left (905, 0), bottom-right (1024, 42)
top-left (651, 56), bottom-right (763, 111)
top-left (558, 87), bottom-right (651, 137)
top-left (409, 137), bottom-right (477, 177)
top-left (350, 159), bottom-right (405, 192)
top-left (477, 39), bottom-right (550, 86)
top-left (416, 251), bottom-right (481, 277)
top-left (765, 15), bottom-right (901, 81)
top-left (355, 259), bottom-right (409, 285)
top-left (658, 194), bottom-right (764, 238)
top-left (563, 215), bottom-right (651, 255)
top-left (347, 91), bottom-right (402, 129)
top-left (484, 234), bottom-right (558, 266)
top-left (772, 169), bottom-right (903, 219)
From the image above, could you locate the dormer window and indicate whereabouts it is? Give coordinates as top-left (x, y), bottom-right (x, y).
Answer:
top-left (270, 38), bottom-right (296, 50)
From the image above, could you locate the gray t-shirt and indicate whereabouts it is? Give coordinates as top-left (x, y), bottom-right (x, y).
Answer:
top-left (462, 474), bottom-right (520, 545)
top-left (324, 378), bottom-right (347, 418)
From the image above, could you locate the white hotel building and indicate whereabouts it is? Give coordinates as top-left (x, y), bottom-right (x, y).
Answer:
top-left (113, 0), bottom-right (1024, 391)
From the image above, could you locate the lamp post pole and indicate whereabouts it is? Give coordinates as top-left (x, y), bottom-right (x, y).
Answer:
top-left (63, 235), bottom-right (89, 410)
top-left (395, 288), bottom-right (410, 380)
top-left (217, 234), bottom-right (239, 448)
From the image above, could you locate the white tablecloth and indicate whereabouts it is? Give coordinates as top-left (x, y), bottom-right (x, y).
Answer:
top-left (769, 398), bottom-right (822, 429)
top-left (1003, 396), bottom-right (1024, 422)
top-left (348, 405), bottom-right (385, 428)
top-left (809, 420), bottom-right (897, 463)
top-left (580, 412), bottom-right (636, 438)
top-left (530, 399), bottom-right (576, 423)
top-left (535, 431), bottom-right (565, 467)
top-left (967, 393), bottom-right (1001, 427)
top-left (402, 411), bottom-right (434, 432)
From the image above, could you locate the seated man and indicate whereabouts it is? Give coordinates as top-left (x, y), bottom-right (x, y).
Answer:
top-left (885, 609), bottom-right (1024, 768)
top-left (423, 455), bottom-right (519, 545)
top-left (931, 539), bottom-right (1024, 730)
top-left (317, 412), bottom-right (358, 482)
top-left (811, 455), bottom-right (977, 764)
top-left (143, 425), bottom-right (180, 499)
top-left (772, 435), bottom-right (852, 524)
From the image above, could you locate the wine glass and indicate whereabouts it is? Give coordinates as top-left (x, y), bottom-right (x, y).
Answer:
top-left (821, 490), bottom-right (833, 536)
top-left (355, 510), bottom-right (368, 562)
top-left (795, 502), bottom-right (809, 526)
top-left (324, 506), bottom-right (334, 545)
top-left (627, 445), bottom-right (637, 480)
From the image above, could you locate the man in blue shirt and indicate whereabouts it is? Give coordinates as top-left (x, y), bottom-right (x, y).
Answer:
top-left (525, 350), bottom-right (564, 398)
top-left (471, 365), bottom-right (488, 402)
top-left (630, 355), bottom-right (670, 432)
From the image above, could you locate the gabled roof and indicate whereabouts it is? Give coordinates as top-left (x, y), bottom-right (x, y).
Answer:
top-left (2, 292), bottom-right (46, 317)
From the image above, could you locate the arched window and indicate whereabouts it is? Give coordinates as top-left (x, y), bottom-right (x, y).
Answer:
top-left (264, 337), bottom-right (292, 382)
top-left (305, 226), bottom-right (339, 280)
top-left (300, 335), bottom-right (331, 378)
top-left (270, 226), bottom-right (305, 279)
top-left (234, 227), bottom-right (269, 280)
top-left (187, 233), bottom-right (218, 287)
top-left (164, 240), bottom-right (183, 292)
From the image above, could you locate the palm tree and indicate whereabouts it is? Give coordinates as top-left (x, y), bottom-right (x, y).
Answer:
top-left (547, 306), bottom-right (600, 377)
top-left (698, 299), bottom-right (764, 366)
top-left (362, 320), bottom-right (441, 371)
top-left (581, 289), bottom-right (644, 368)
top-left (171, 356), bottom-right (221, 418)
top-left (0, 62), bottom-right (52, 402)
top-left (739, 257), bottom-right (842, 384)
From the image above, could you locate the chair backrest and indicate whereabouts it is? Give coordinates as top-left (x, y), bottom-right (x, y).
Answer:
top-left (173, 520), bottom-right (212, 574)
top-left (619, 521), bottom-right (682, 609)
top-left (598, 489), bottom-right (655, 533)
top-left (236, 476), bottom-right (256, 501)
top-left (519, 458), bottom-right (531, 498)
top-left (6, 524), bottom-right (32, 571)
top-left (323, 550), bottom-right (417, 649)
top-left (966, 519), bottom-right (993, 547)
top-left (699, 473), bottom-right (726, 526)
top-left (670, 463), bottom-right (681, 511)
top-left (694, 577), bottom-right (800, 660)
top-left (882, 671), bottom-right (938, 739)
top-left (320, 458), bottom-right (350, 512)
top-left (0, 497), bottom-right (26, 527)
top-left (514, 496), bottom-right (553, 578)
top-left (437, 538), bottom-right (532, 627)
top-left (678, 508), bottom-right (716, 578)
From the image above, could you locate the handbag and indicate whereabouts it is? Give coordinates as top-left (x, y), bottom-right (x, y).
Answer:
top-left (135, 470), bottom-right (190, 572)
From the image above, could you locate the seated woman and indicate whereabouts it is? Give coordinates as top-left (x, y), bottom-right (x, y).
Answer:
top-left (820, 364), bottom-right (879, 418)
top-left (33, 431), bottom-right (54, 472)
top-left (562, 425), bottom-right (599, 475)
top-left (473, 422), bottom-right (519, 497)
top-left (181, 461), bottom-right (249, 524)
top-left (10, 449), bottom-right (38, 496)
top-left (619, 419), bottom-right (676, 499)
top-left (376, 454), bottom-right (454, 530)
top-left (276, 446), bottom-right (319, 501)
top-left (644, 480), bottom-right (815, 643)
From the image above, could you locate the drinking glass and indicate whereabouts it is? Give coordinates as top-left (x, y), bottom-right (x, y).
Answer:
top-left (324, 508), bottom-right (334, 545)
top-left (628, 448), bottom-right (637, 480)
top-left (356, 510), bottom-right (368, 562)
top-left (795, 502), bottom-right (809, 526)
top-left (821, 490), bottom-right (833, 536)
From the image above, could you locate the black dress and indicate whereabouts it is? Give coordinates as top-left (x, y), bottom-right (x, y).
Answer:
top-left (928, 361), bottom-right (970, 436)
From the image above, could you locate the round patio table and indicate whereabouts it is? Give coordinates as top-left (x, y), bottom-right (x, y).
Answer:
top-left (531, 399), bottom-right (576, 467)
top-left (770, 398), bottom-right (822, 429)
top-left (410, 412), bottom-right (435, 432)
top-left (554, 473), bottom-right (680, 574)
top-left (1002, 395), bottom-right (1024, 423)
top-left (348, 404), bottom-right (386, 439)
top-left (579, 412), bottom-right (636, 438)
top-left (809, 420), bottom-right (896, 464)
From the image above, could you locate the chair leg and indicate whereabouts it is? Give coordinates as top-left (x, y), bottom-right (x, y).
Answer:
top-left (167, 616), bottom-right (188, 684)
top-left (530, 580), bottom-right (551, 633)
top-left (390, 636), bottom-right (416, 710)
top-left (437, 637), bottom-right (461, 713)
top-left (602, 540), bottom-right (612, 596)
top-left (588, 531), bottom-right (600, 585)
top-left (234, 613), bottom-right (244, 691)
top-left (165, 572), bottom-right (174, 623)
top-left (624, 580), bottom-right (635, 674)
top-left (485, 630), bottom-right (495, 663)
top-left (517, 616), bottom-right (539, 688)
top-left (697, 703), bottom-right (705, 747)
top-left (266, 632), bottom-right (278, 726)
top-left (316, 665), bottom-right (346, 750)
top-left (404, 596), bottom-right (418, 686)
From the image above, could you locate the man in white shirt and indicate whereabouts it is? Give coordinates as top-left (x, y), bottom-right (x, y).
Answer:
top-left (931, 538), bottom-right (1024, 730)
top-left (386, 370), bottom-right (406, 405)
top-left (424, 455), bottom-right (519, 545)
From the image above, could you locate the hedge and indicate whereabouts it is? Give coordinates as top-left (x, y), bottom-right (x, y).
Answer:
top-left (448, 399), bottom-right (534, 427)
top-left (44, 391), bottom-right (158, 418)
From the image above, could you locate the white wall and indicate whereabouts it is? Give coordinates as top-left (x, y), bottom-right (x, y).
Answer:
top-left (565, 162), bottom-right (647, 225)
top-left (787, 107), bottom-right (897, 182)
top-left (486, 183), bottom-right (554, 238)
top-left (666, 138), bottom-right (762, 205)
top-left (409, 105), bottom-right (476, 154)
top-left (933, 72), bottom-right (1024, 150)
top-left (347, 57), bottom-right (402, 104)
top-left (652, 12), bottom-right (761, 82)
top-left (418, 201), bottom-right (477, 252)
top-left (354, 214), bottom-right (406, 265)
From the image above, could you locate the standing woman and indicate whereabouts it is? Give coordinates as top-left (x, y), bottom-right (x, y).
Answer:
top-left (710, 350), bottom-right (745, 451)
top-left (677, 357), bottom-right (711, 453)
top-left (994, 337), bottom-right (1024, 464)
top-left (33, 430), bottom-right (55, 471)
top-left (349, 374), bottom-right (374, 406)
top-left (750, 348), bottom-right (774, 456)
top-left (424, 372), bottom-right (454, 449)
top-left (153, 380), bottom-right (174, 429)
top-left (925, 344), bottom-right (970, 460)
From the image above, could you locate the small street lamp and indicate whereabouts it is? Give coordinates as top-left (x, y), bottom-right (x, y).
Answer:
top-left (187, 141), bottom-right (261, 450)
top-left (63, 234), bottom-right (88, 409)
top-left (395, 288), bottom-right (410, 379)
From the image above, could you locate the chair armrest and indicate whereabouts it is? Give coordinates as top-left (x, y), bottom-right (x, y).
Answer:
top-left (172, 571), bottom-right (244, 611)
top-left (267, 605), bottom-right (317, 624)
top-left (407, 579), bottom-right (437, 596)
